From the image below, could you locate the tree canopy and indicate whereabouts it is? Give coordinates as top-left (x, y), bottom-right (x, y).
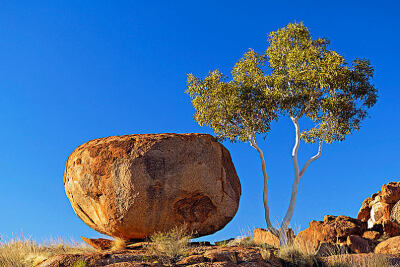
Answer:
top-left (186, 22), bottom-right (377, 145)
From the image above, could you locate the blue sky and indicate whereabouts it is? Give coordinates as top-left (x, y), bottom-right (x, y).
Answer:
top-left (0, 1), bottom-right (399, 243)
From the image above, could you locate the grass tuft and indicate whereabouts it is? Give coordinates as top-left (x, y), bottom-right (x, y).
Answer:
top-left (147, 226), bottom-right (192, 264)
top-left (277, 242), bottom-right (320, 266)
top-left (111, 238), bottom-right (126, 251)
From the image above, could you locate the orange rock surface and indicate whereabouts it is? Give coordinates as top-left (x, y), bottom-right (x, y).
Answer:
top-left (294, 215), bottom-right (366, 250)
top-left (64, 133), bottom-right (241, 239)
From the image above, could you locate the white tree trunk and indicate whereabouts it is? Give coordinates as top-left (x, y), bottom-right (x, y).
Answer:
top-left (279, 117), bottom-right (331, 246)
top-left (249, 119), bottom-right (331, 246)
top-left (249, 135), bottom-right (279, 237)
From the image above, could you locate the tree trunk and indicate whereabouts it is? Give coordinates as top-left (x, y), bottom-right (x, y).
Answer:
top-left (249, 118), bottom-right (331, 246)
top-left (249, 135), bottom-right (279, 237)
top-left (278, 118), bottom-right (331, 246)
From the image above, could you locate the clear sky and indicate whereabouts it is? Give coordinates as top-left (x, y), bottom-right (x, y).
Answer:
top-left (0, 1), bottom-right (399, 243)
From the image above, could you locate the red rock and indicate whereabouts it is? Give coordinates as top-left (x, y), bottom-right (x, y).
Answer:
top-left (370, 202), bottom-right (394, 225)
top-left (381, 182), bottom-right (400, 204)
top-left (81, 237), bottom-right (113, 250)
top-left (375, 236), bottom-right (400, 254)
top-left (295, 215), bottom-right (366, 250)
top-left (64, 133), bottom-right (241, 239)
top-left (252, 229), bottom-right (280, 248)
top-left (204, 249), bottom-right (237, 263)
top-left (357, 181), bottom-right (400, 237)
top-left (252, 228), bottom-right (294, 248)
top-left (346, 235), bottom-right (374, 253)
top-left (177, 255), bottom-right (209, 265)
top-left (382, 220), bottom-right (400, 237)
top-left (357, 196), bottom-right (373, 222)
top-left (362, 231), bottom-right (381, 241)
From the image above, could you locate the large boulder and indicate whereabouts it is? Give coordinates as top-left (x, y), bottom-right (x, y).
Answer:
top-left (294, 215), bottom-right (367, 251)
top-left (64, 133), bottom-right (241, 240)
top-left (374, 236), bottom-right (400, 254)
top-left (357, 181), bottom-right (400, 237)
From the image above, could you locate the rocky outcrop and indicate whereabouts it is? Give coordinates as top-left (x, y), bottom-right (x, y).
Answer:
top-left (294, 215), bottom-right (367, 251)
top-left (357, 181), bottom-right (400, 237)
top-left (64, 133), bottom-right (241, 240)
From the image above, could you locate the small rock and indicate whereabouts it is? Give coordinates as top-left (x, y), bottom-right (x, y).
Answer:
top-left (204, 249), bottom-right (237, 263)
top-left (177, 255), bottom-right (209, 265)
top-left (362, 231), bottom-right (381, 241)
top-left (126, 242), bottom-right (149, 250)
top-left (81, 236), bottom-right (113, 250)
top-left (236, 249), bottom-right (263, 262)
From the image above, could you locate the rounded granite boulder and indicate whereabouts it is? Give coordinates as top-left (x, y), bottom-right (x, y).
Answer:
top-left (64, 133), bottom-right (241, 240)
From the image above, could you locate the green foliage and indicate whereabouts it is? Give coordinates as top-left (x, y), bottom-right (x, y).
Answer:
top-left (186, 22), bottom-right (377, 144)
top-left (186, 49), bottom-right (278, 142)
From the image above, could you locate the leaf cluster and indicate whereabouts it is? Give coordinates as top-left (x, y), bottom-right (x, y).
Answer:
top-left (186, 22), bottom-right (377, 144)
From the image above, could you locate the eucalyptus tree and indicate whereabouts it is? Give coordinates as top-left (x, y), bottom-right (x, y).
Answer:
top-left (186, 22), bottom-right (377, 246)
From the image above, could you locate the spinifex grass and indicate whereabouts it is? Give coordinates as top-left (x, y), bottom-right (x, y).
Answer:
top-left (0, 235), bottom-right (93, 267)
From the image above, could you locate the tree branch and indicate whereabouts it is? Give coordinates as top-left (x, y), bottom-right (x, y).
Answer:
top-left (298, 121), bottom-right (331, 177)
top-left (290, 116), bottom-right (300, 174)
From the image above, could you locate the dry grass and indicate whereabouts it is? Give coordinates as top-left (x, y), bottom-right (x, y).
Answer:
top-left (111, 237), bottom-right (126, 251)
top-left (276, 240), bottom-right (399, 267)
top-left (0, 236), bottom-right (93, 267)
top-left (326, 254), bottom-right (398, 267)
top-left (278, 243), bottom-right (320, 266)
top-left (147, 226), bottom-right (192, 264)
